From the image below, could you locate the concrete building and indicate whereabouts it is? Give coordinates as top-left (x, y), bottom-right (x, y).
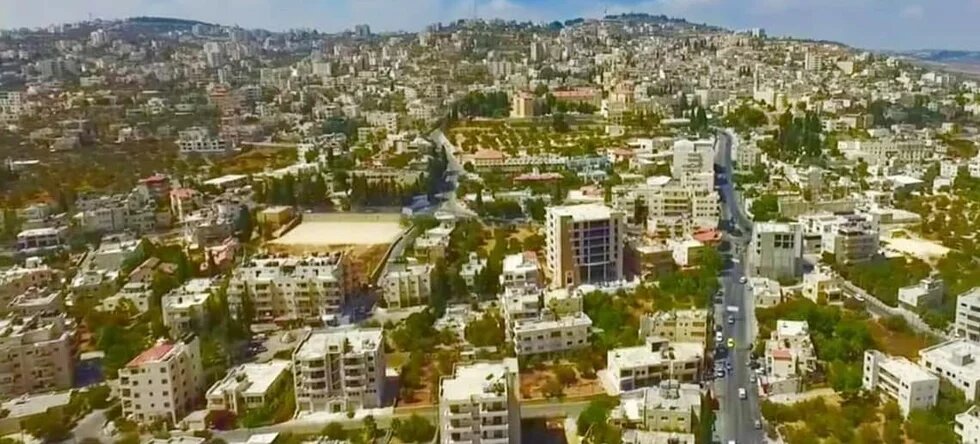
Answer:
top-left (748, 222), bottom-right (803, 281)
top-left (862, 350), bottom-right (938, 416)
top-left (955, 288), bottom-right (980, 341)
top-left (119, 337), bottom-right (205, 424)
top-left (748, 277), bottom-right (783, 307)
top-left (615, 380), bottom-right (701, 433)
top-left (919, 339), bottom-right (980, 402)
top-left (0, 258), bottom-right (57, 312)
top-left (500, 252), bottom-right (542, 289)
top-left (670, 139), bottom-right (715, 179)
top-left (511, 313), bottom-right (592, 356)
top-left (292, 328), bottom-right (385, 412)
top-left (380, 262), bottom-right (433, 309)
top-left (605, 337), bottom-right (703, 394)
top-left (956, 405), bottom-right (980, 444)
top-left (638, 310), bottom-right (707, 344)
top-left (228, 254), bottom-right (348, 324)
top-left (828, 218), bottom-right (879, 265)
top-left (102, 282), bottom-right (153, 313)
top-left (614, 176), bottom-right (720, 237)
top-left (802, 269), bottom-right (841, 304)
top-left (898, 277), bottom-right (944, 311)
top-left (177, 127), bottom-right (230, 155)
top-left (206, 360), bottom-right (292, 415)
top-left (763, 321), bottom-right (816, 395)
top-left (545, 204), bottom-right (625, 288)
top-left (0, 314), bottom-right (74, 399)
top-left (439, 359), bottom-right (521, 444)
top-left (16, 227), bottom-right (68, 253)
top-left (162, 279), bottom-right (215, 334)
top-left (510, 92), bottom-right (535, 118)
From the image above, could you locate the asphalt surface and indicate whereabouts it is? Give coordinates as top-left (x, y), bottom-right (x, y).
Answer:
top-left (714, 130), bottom-right (765, 444)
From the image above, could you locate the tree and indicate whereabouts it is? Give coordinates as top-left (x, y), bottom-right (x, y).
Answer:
top-left (23, 409), bottom-right (72, 442)
top-left (322, 422), bottom-right (347, 440)
top-left (395, 414), bottom-right (436, 443)
top-left (750, 194), bottom-right (780, 222)
top-left (553, 365), bottom-right (578, 386)
top-left (541, 377), bottom-right (564, 399)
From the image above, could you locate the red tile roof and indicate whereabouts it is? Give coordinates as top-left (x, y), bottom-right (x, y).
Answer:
top-left (127, 342), bottom-right (174, 367)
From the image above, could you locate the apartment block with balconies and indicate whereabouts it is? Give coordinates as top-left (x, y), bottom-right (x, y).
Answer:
top-left (119, 337), bottom-right (205, 425)
top-left (439, 359), bottom-right (521, 444)
top-left (0, 313), bottom-right (74, 399)
top-left (955, 288), bottom-right (980, 342)
top-left (862, 350), bottom-right (938, 416)
top-left (228, 254), bottom-right (347, 324)
top-left (292, 328), bottom-right (384, 413)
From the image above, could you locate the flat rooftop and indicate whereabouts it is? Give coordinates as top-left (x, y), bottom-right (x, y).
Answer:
top-left (128, 342), bottom-right (176, 367)
top-left (441, 359), bottom-right (517, 402)
top-left (920, 339), bottom-right (980, 379)
top-left (209, 360), bottom-right (291, 398)
top-left (547, 204), bottom-right (618, 221)
top-left (776, 320), bottom-right (809, 338)
top-left (294, 328), bottom-right (383, 360)
top-left (609, 340), bottom-right (703, 369)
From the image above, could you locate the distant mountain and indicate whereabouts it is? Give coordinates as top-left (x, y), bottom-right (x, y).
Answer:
top-left (126, 16), bottom-right (214, 28)
top-left (898, 50), bottom-right (980, 64)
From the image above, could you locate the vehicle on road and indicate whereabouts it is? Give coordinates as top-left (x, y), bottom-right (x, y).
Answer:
top-left (754, 419), bottom-right (763, 429)
top-left (728, 315), bottom-right (735, 324)
top-left (727, 337), bottom-right (735, 348)
top-left (726, 305), bottom-right (740, 314)
top-left (715, 331), bottom-right (724, 343)
top-left (739, 387), bottom-right (747, 399)
top-left (739, 276), bottom-right (748, 284)
top-left (750, 374), bottom-right (757, 383)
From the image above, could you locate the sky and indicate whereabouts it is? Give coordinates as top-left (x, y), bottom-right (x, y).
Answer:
top-left (1, 0), bottom-right (979, 51)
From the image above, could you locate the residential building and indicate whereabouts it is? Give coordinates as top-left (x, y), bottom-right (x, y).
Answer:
top-left (956, 405), bottom-right (980, 444)
top-left (206, 360), bottom-right (292, 415)
top-left (614, 380), bottom-right (701, 432)
top-left (763, 321), bottom-right (817, 395)
top-left (898, 277), bottom-right (944, 311)
top-left (638, 310), bottom-right (707, 344)
top-left (748, 222), bottom-right (803, 281)
top-left (439, 359), bottom-right (521, 444)
top-left (802, 269), bottom-right (841, 304)
top-left (228, 254), bottom-right (347, 324)
top-left (500, 252), bottom-right (541, 289)
top-left (604, 337), bottom-right (703, 394)
top-left (748, 277), bottom-right (783, 307)
top-left (613, 176), bottom-right (719, 238)
top-left (102, 282), bottom-right (154, 313)
top-left (177, 127), bottom-right (230, 155)
top-left (0, 257), bottom-right (57, 312)
top-left (511, 313), bottom-right (591, 356)
top-left (827, 217), bottom-right (879, 265)
top-left (16, 227), bottom-right (68, 253)
top-left (545, 204), bottom-right (625, 288)
top-left (162, 279), bottom-right (215, 334)
top-left (862, 350), bottom-right (938, 416)
top-left (919, 339), bottom-right (980, 402)
top-left (119, 337), bottom-right (206, 424)
top-left (380, 262), bottom-right (432, 309)
top-left (0, 314), bottom-right (74, 398)
top-left (670, 139), bottom-right (715, 179)
top-left (292, 328), bottom-right (385, 412)
top-left (955, 288), bottom-right (980, 341)
top-left (510, 92), bottom-right (535, 118)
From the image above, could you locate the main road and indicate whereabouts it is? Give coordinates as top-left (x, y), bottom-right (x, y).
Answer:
top-left (714, 129), bottom-right (765, 444)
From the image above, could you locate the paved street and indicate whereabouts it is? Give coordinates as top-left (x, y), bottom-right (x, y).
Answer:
top-left (714, 129), bottom-right (766, 444)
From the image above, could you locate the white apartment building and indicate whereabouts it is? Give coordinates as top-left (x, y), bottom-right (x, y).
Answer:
top-left (748, 277), bottom-right (783, 307)
top-left (228, 254), bottom-right (347, 324)
top-left (119, 337), bottom-right (205, 424)
top-left (439, 359), bottom-right (522, 444)
top-left (898, 277), bottom-right (944, 311)
top-left (670, 139), bottom-right (715, 179)
top-left (380, 263), bottom-right (432, 309)
top-left (16, 227), bottom-right (68, 253)
top-left (0, 314), bottom-right (74, 398)
top-left (862, 350), bottom-right (938, 416)
top-left (638, 309), bottom-right (708, 344)
top-left (763, 320), bottom-right (816, 395)
top-left (545, 204), bottom-right (624, 288)
top-left (616, 380), bottom-right (701, 433)
top-left (605, 337), bottom-right (703, 395)
top-left (177, 127), bottom-right (230, 155)
top-left (500, 252), bottom-right (541, 289)
top-left (499, 286), bottom-right (542, 326)
top-left (748, 222), bottom-right (803, 280)
top-left (206, 360), bottom-right (292, 415)
top-left (957, 405), bottom-right (980, 444)
top-left (511, 313), bottom-right (592, 356)
top-left (839, 138), bottom-right (935, 165)
top-left (613, 176), bottom-right (719, 236)
top-left (292, 328), bottom-right (385, 412)
top-left (162, 279), bottom-right (215, 334)
top-left (102, 282), bottom-right (153, 313)
top-left (919, 339), bottom-right (980, 402)
top-left (955, 288), bottom-right (980, 342)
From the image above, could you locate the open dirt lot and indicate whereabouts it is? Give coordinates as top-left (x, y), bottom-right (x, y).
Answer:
top-left (271, 213), bottom-right (404, 249)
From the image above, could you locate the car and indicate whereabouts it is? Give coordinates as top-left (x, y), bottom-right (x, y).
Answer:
top-left (750, 374), bottom-right (757, 383)
top-left (715, 369), bottom-right (726, 378)
top-left (715, 331), bottom-right (724, 343)
top-left (738, 387), bottom-right (747, 399)
top-left (738, 276), bottom-right (748, 284)
top-left (754, 419), bottom-right (762, 429)
top-left (727, 337), bottom-right (735, 348)
top-left (728, 315), bottom-right (735, 325)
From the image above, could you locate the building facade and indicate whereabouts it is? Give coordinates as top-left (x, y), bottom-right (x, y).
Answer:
top-left (119, 337), bottom-right (205, 424)
top-left (292, 328), bottom-right (385, 413)
top-left (545, 204), bottom-right (624, 288)
top-left (439, 359), bottom-right (522, 444)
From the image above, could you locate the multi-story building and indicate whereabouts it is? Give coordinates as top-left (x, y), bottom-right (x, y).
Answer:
top-left (206, 360), bottom-right (292, 415)
top-left (956, 405), bottom-right (980, 444)
top-left (16, 227), bottom-right (68, 253)
top-left (439, 359), bottom-right (522, 444)
top-left (119, 337), bottom-right (205, 424)
top-left (748, 222), bottom-right (803, 280)
top-left (604, 337), bottom-right (703, 394)
top-left (763, 320), bottom-right (816, 395)
top-left (500, 252), bottom-right (541, 289)
top-left (615, 381), bottom-right (701, 433)
top-left (380, 263), bottom-right (432, 309)
top-left (898, 277), bottom-right (944, 311)
top-left (228, 254), bottom-right (347, 324)
top-left (0, 257), bottom-right (57, 312)
top-left (0, 314), bottom-right (74, 398)
top-left (862, 350), bottom-right (938, 416)
top-left (101, 282), bottom-right (153, 313)
top-left (670, 139), bottom-right (715, 179)
top-left (292, 328), bottom-right (385, 412)
top-left (177, 127), bottom-right (230, 155)
top-left (840, 138), bottom-right (935, 165)
top-left (511, 313), bottom-right (592, 356)
top-left (613, 177), bottom-right (720, 237)
top-left (955, 288), bottom-right (980, 341)
top-left (510, 92), bottom-right (535, 118)
top-left (919, 339), bottom-right (980, 402)
top-left (545, 204), bottom-right (624, 288)
top-left (826, 217), bottom-right (879, 265)
top-left (162, 279), bottom-right (215, 334)
top-left (638, 309), bottom-right (707, 344)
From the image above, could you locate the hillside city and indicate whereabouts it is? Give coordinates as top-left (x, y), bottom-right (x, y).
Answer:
top-left (0, 11), bottom-right (979, 444)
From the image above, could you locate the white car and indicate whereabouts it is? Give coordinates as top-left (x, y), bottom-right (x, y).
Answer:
top-left (738, 387), bottom-right (747, 399)
top-left (738, 276), bottom-right (748, 284)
